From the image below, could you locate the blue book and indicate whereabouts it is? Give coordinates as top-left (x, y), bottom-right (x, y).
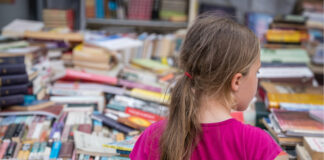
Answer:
top-left (95, 0), bottom-right (105, 18)
top-left (0, 74), bottom-right (28, 87)
top-left (49, 141), bottom-right (62, 159)
top-left (0, 84), bottom-right (28, 97)
top-left (0, 64), bottom-right (26, 76)
top-left (0, 56), bottom-right (25, 65)
top-left (0, 95), bottom-right (24, 107)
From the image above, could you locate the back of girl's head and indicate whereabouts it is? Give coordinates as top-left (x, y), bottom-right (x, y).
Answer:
top-left (159, 14), bottom-right (260, 160)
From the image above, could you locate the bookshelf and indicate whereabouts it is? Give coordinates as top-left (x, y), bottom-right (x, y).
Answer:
top-left (86, 18), bottom-right (188, 28)
top-left (80, 0), bottom-right (198, 31)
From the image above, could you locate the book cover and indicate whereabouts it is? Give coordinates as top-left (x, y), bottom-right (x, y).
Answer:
top-left (91, 113), bottom-right (138, 135)
top-left (58, 141), bottom-right (74, 159)
top-left (0, 84), bottom-right (28, 97)
top-left (272, 109), bottom-right (324, 137)
top-left (60, 69), bottom-right (117, 85)
top-left (125, 107), bottom-right (163, 122)
top-left (0, 64), bottom-right (26, 75)
top-left (0, 105), bottom-right (63, 119)
top-left (117, 116), bottom-right (152, 130)
top-left (103, 136), bottom-right (139, 151)
top-left (0, 95), bottom-right (24, 107)
top-left (303, 137), bottom-right (324, 160)
top-left (0, 74), bottom-right (29, 87)
top-left (309, 110), bottom-right (324, 123)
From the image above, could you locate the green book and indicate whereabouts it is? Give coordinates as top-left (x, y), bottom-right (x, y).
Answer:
top-left (261, 48), bottom-right (310, 64)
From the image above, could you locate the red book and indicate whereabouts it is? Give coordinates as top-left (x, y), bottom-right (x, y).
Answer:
top-left (77, 124), bottom-right (92, 134)
top-left (60, 69), bottom-right (117, 85)
top-left (125, 107), bottom-right (164, 122)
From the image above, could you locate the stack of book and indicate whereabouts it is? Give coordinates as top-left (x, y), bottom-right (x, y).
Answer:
top-left (262, 109), bottom-right (324, 147)
top-left (43, 9), bottom-right (74, 30)
top-left (0, 39), bottom-right (49, 107)
top-left (265, 15), bottom-right (309, 48)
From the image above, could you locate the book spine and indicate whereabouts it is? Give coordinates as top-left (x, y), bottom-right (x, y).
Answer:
top-left (91, 114), bottom-right (135, 135)
top-left (0, 74), bottom-right (29, 87)
top-left (118, 79), bottom-right (162, 92)
top-left (3, 141), bottom-right (17, 159)
top-left (125, 107), bottom-right (163, 122)
top-left (49, 141), bottom-right (61, 159)
top-left (96, 0), bottom-right (105, 18)
top-left (0, 64), bottom-right (26, 76)
top-left (0, 84), bottom-right (28, 96)
top-left (0, 95), bottom-right (24, 107)
top-left (0, 56), bottom-right (25, 65)
top-left (0, 140), bottom-right (10, 159)
top-left (58, 141), bottom-right (74, 158)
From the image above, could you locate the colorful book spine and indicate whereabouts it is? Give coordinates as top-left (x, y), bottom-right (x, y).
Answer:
top-left (91, 113), bottom-right (138, 135)
top-left (58, 141), bottom-right (74, 159)
top-left (49, 141), bottom-right (62, 159)
top-left (0, 140), bottom-right (10, 158)
top-left (0, 64), bottom-right (26, 75)
top-left (125, 107), bottom-right (163, 122)
top-left (95, 0), bottom-right (105, 18)
top-left (118, 79), bottom-right (162, 93)
top-left (0, 84), bottom-right (28, 97)
top-left (0, 74), bottom-right (29, 87)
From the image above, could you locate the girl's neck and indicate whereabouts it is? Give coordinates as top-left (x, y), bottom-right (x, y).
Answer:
top-left (198, 95), bottom-right (232, 124)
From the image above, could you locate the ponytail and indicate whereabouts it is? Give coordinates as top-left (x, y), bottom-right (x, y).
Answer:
top-left (159, 75), bottom-right (201, 160)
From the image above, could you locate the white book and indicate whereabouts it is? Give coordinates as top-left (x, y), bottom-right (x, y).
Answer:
top-left (50, 96), bottom-right (105, 112)
top-left (258, 67), bottom-right (314, 78)
top-left (2, 19), bottom-right (44, 37)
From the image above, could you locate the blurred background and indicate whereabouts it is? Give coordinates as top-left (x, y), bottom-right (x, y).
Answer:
top-left (0, 0), bottom-right (323, 159)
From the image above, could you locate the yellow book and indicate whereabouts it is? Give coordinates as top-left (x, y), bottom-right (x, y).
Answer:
top-left (267, 93), bottom-right (324, 109)
top-left (129, 88), bottom-right (170, 104)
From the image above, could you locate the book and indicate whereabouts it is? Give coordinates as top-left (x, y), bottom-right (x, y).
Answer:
top-left (260, 48), bottom-right (310, 64)
top-left (24, 31), bottom-right (83, 42)
top-left (0, 64), bottom-right (26, 75)
top-left (58, 141), bottom-right (74, 159)
top-left (0, 74), bottom-right (29, 87)
top-left (59, 69), bottom-right (118, 85)
top-left (262, 116), bottom-right (302, 146)
top-left (73, 131), bottom-right (116, 156)
top-left (50, 96), bottom-right (105, 112)
top-left (0, 95), bottom-right (24, 107)
top-left (125, 107), bottom-right (163, 122)
top-left (272, 109), bottom-right (324, 137)
top-left (6, 101), bottom-right (55, 111)
top-left (91, 113), bottom-right (139, 135)
top-left (131, 58), bottom-right (173, 74)
top-left (0, 105), bottom-right (63, 119)
top-left (127, 88), bottom-right (170, 104)
top-left (1, 19), bottom-right (44, 37)
top-left (296, 144), bottom-right (312, 160)
top-left (0, 84), bottom-right (28, 96)
top-left (309, 110), bottom-right (324, 123)
top-left (0, 56), bottom-right (25, 65)
top-left (303, 137), bottom-right (324, 160)
top-left (266, 93), bottom-right (324, 109)
top-left (117, 116), bottom-right (152, 130)
top-left (103, 136), bottom-right (138, 152)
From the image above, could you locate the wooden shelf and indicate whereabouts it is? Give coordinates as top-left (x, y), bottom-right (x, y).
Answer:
top-left (86, 18), bottom-right (188, 29)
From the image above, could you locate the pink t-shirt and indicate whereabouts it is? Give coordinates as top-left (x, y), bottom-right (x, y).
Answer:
top-left (130, 118), bottom-right (281, 160)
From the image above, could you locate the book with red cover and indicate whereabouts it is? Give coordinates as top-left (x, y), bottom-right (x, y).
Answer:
top-left (60, 69), bottom-right (117, 85)
top-left (272, 109), bottom-right (324, 137)
top-left (77, 124), bottom-right (92, 134)
top-left (125, 107), bottom-right (164, 122)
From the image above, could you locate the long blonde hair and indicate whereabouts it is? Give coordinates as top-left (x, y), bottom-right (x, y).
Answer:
top-left (159, 14), bottom-right (260, 160)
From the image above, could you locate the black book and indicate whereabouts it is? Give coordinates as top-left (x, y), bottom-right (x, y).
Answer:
top-left (0, 74), bottom-right (28, 87)
top-left (91, 113), bottom-right (138, 135)
top-left (0, 95), bottom-right (24, 107)
top-left (3, 124), bottom-right (17, 140)
top-left (0, 64), bottom-right (26, 76)
top-left (151, 0), bottom-right (160, 19)
top-left (0, 84), bottom-right (28, 97)
top-left (0, 56), bottom-right (25, 65)
top-left (4, 141), bottom-right (17, 159)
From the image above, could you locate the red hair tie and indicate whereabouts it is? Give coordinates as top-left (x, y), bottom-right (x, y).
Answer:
top-left (185, 72), bottom-right (193, 79)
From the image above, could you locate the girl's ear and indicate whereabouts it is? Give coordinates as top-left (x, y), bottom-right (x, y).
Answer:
top-left (231, 73), bottom-right (242, 92)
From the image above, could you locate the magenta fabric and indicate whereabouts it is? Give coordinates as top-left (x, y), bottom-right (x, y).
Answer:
top-left (130, 118), bottom-right (282, 160)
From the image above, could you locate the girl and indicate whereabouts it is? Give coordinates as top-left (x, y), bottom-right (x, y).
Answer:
top-left (130, 14), bottom-right (282, 160)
